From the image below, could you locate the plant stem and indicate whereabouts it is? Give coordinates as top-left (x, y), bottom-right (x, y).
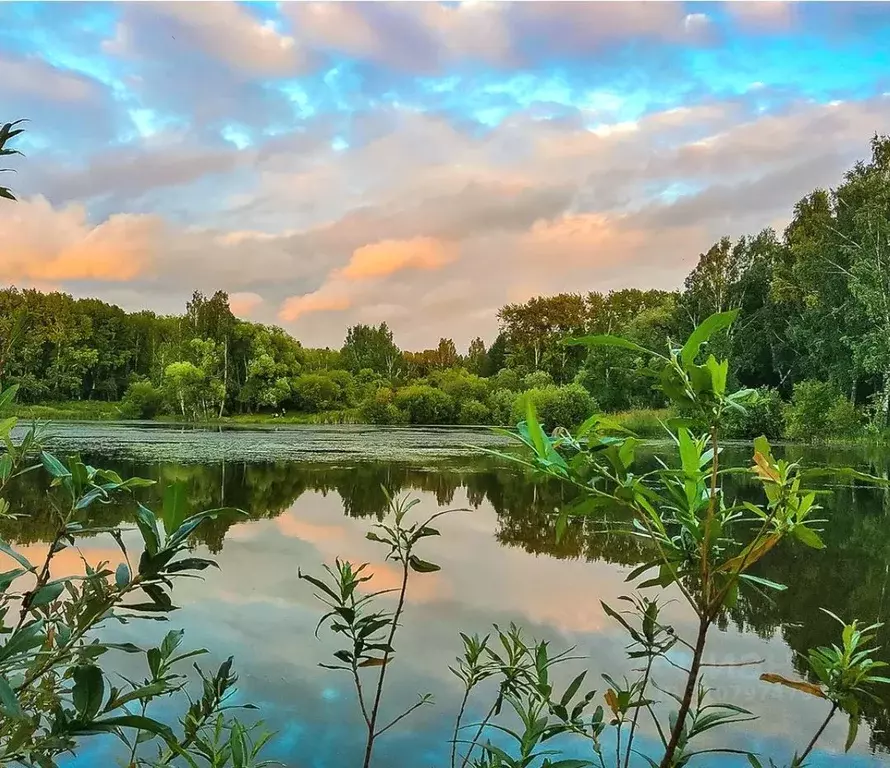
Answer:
top-left (795, 703), bottom-right (838, 766)
top-left (624, 658), bottom-right (653, 768)
top-left (460, 699), bottom-right (498, 768)
top-left (451, 688), bottom-right (471, 768)
top-left (658, 617), bottom-right (709, 768)
top-left (362, 558), bottom-right (409, 768)
top-left (616, 722), bottom-right (622, 768)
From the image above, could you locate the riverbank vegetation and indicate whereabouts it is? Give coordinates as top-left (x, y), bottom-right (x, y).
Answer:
top-left (3, 311), bottom-right (890, 765)
top-left (3, 121), bottom-right (890, 441)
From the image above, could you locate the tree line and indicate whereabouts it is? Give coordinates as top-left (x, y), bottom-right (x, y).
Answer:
top-left (2, 135), bottom-right (890, 436)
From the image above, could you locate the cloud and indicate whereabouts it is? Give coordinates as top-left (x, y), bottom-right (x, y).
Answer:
top-left (0, 54), bottom-right (99, 102)
top-left (279, 290), bottom-right (353, 322)
top-left (339, 237), bottom-right (456, 280)
top-left (726, 2), bottom-right (796, 31)
top-left (285, 2), bottom-right (709, 73)
top-left (229, 291), bottom-right (264, 317)
top-left (105, 2), bottom-right (309, 77)
top-left (0, 196), bottom-right (158, 283)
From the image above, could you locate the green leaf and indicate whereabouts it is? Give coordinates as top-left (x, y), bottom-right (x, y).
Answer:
top-left (0, 674), bottom-right (24, 719)
top-left (134, 504), bottom-right (161, 555)
top-left (680, 310), bottom-right (738, 366)
top-left (0, 538), bottom-right (35, 572)
top-left (792, 525), bottom-right (825, 550)
top-left (31, 581), bottom-right (65, 607)
top-left (40, 451), bottom-right (71, 479)
top-left (740, 574), bottom-right (787, 592)
top-left (564, 334), bottom-right (659, 358)
top-left (0, 384), bottom-right (20, 411)
top-left (73, 665), bottom-right (105, 721)
top-left (845, 714), bottom-right (860, 752)
top-left (162, 481), bottom-right (188, 536)
top-left (525, 400), bottom-right (547, 456)
top-left (88, 714), bottom-right (175, 743)
top-left (408, 555), bottom-right (440, 573)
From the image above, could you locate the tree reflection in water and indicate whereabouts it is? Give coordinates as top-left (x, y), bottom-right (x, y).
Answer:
top-left (3, 443), bottom-right (889, 752)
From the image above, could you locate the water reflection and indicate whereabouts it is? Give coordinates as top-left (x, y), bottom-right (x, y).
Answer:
top-left (3, 444), bottom-right (890, 765)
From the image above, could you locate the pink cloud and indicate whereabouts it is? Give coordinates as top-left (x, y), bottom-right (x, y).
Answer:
top-left (229, 291), bottom-right (263, 317)
top-left (339, 237), bottom-right (456, 280)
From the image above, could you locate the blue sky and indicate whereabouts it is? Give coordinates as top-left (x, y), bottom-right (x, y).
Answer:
top-left (1, 1), bottom-right (889, 348)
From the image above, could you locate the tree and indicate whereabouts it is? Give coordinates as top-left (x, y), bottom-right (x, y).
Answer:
top-left (341, 323), bottom-right (402, 378)
top-left (465, 337), bottom-right (487, 375)
top-left (835, 135), bottom-right (890, 425)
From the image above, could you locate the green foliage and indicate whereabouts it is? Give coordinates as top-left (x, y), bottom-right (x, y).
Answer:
top-left (119, 380), bottom-right (163, 420)
top-left (0, 120), bottom-right (24, 201)
top-left (491, 368), bottom-right (522, 392)
top-left (301, 494), bottom-right (454, 768)
top-left (360, 388), bottom-right (406, 425)
top-left (513, 384), bottom-right (594, 430)
top-left (341, 323), bottom-right (402, 377)
top-left (394, 385), bottom-right (456, 425)
top-left (477, 312), bottom-right (888, 768)
top-left (724, 386), bottom-right (785, 439)
top-left (458, 399), bottom-right (491, 425)
top-left (786, 380), bottom-right (863, 441)
top-left (291, 371), bottom-right (353, 413)
top-left (432, 368), bottom-right (491, 403)
top-left (488, 389), bottom-right (518, 426)
top-left (521, 371), bottom-right (553, 390)
top-left (0, 382), bottom-right (272, 767)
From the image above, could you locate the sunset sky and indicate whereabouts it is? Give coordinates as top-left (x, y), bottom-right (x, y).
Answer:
top-left (2, 1), bottom-right (889, 349)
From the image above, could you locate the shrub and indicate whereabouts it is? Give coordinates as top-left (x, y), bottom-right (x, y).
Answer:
top-left (724, 386), bottom-right (785, 439)
top-left (291, 372), bottom-right (351, 412)
top-left (432, 368), bottom-right (490, 403)
top-left (826, 396), bottom-right (862, 438)
top-left (521, 370), bottom-right (554, 390)
top-left (785, 379), bottom-right (862, 441)
top-left (513, 383), bottom-right (594, 430)
top-left (394, 384), bottom-right (456, 424)
top-left (119, 380), bottom-right (163, 419)
top-left (488, 388), bottom-right (517, 425)
top-left (490, 368), bottom-right (522, 392)
top-left (360, 387), bottom-right (406, 424)
top-left (612, 408), bottom-right (672, 438)
top-left (458, 398), bottom-right (491, 425)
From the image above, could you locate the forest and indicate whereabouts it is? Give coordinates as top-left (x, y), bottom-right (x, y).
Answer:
top-left (3, 135), bottom-right (890, 440)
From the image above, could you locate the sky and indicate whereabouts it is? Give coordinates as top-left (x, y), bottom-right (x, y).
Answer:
top-left (2, 1), bottom-right (890, 350)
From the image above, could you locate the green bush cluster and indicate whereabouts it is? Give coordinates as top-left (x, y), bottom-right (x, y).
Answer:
top-left (724, 386), bottom-right (785, 440)
top-left (785, 380), bottom-right (863, 441)
top-left (359, 368), bottom-right (595, 428)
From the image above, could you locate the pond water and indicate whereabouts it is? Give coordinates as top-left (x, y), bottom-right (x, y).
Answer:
top-left (4, 424), bottom-right (890, 767)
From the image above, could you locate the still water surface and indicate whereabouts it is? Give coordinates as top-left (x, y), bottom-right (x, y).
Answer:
top-left (5, 424), bottom-right (890, 766)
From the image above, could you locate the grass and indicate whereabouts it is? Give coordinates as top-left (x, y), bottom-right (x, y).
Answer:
top-left (2, 400), bottom-right (124, 421)
top-left (219, 409), bottom-right (362, 425)
top-left (609, 408), bottom-right (674, 437)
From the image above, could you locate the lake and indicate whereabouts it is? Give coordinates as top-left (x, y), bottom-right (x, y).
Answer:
top-left (4, 423), bottom-right (890, 767)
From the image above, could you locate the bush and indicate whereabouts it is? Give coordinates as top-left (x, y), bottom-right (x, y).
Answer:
top-left (394, 384), bottom-right (456, 424)
top-left (826, 396), bottom-right (862, 438)
top-left (521, 370), bottom-right (554, 390)
top-left (490, 368), bottom-right (522, 392)
top-left (513, 383), bottom-right (594, 430)
top-left (488, 388), bottom-right (517, 425)
top-left (785, 379), bottom-right (862, 441)
top-left (611, 408), bottom-right (672, 437)
top-left (359, 388), bottom-right (405, 424)
top-left (458, 399), bottom-right (491, 425)
top-left (119, 380), bottom-right (163, 419)
top-left (724, 387), bottom-right (785, 439)
top-left (291, 372), bottom-right (351, 412)
top-left (432, 368), bottom-right (490, 403)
